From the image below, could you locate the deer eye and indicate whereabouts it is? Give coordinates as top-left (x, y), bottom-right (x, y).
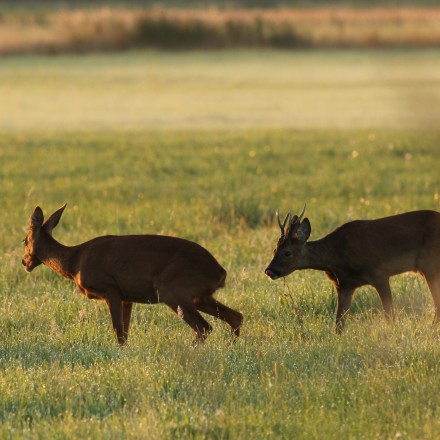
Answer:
top-left (283, 251), bottom-right (292, 258)
top-left (23, 238), bottom-right (28, 246)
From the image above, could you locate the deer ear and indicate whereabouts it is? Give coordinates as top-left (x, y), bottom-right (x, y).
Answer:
top-left (43, 203), bottom-right (67, 235)
top-left (30, 206), bottom-right (44, 230)
top-left (296, 218), bottom-right (311, 242)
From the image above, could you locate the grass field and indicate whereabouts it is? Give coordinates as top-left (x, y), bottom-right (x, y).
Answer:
top-left (1, 50), bottom-right (440, 438)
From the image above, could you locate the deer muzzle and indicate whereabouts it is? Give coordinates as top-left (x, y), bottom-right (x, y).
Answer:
top-left (265, 267), bottom-right (280, 280)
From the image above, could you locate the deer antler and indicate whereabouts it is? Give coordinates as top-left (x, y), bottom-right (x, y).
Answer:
top-left (276, 209), bottom-right (291, 236)
top-left (290, 203), bottom-right (307, 227)
top-left (297, 203), bottom-right (306, 223)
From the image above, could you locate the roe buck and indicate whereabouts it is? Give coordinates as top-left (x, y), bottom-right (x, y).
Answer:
top-left (265, 205), bottom-right (440, 333)
top-left (22, 204), bottom-right (243, 345)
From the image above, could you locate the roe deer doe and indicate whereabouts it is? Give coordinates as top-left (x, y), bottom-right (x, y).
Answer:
top-left (265, 205), bottom-right (440, 333)
top-left (22, 204), bottom-right (243, 344)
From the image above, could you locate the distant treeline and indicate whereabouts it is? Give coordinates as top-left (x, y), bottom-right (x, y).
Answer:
top-left (1, 7), bottom-right (440, 54)
top-left (3, 1), bottom-right (440, 11)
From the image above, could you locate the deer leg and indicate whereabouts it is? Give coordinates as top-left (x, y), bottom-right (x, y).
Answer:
top-left (194, 296), bottom-right (243, 337)
top-left (106, 297), bottom-right (126, 346)
top-left (122, 301), bottom-right (133, 342)
top-left (374, 279), bottom-right (394, 319)
top-left (163, 298), bottom-right (213, 343)
top-left (335, 288), bottom-right (355, 334)
top-left (424, 272), bottom-right (440, 323)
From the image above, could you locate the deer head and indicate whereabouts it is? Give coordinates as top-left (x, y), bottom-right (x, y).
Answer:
top-left (22, 204), bottom-right (67, 272)
top-left (265, 204), bottom-right (311, 280)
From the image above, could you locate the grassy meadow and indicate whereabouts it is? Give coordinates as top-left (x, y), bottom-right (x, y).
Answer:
top-left (1, 49), bottom-right (440, 438)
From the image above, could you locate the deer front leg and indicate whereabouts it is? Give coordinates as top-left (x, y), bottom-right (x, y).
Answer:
top-left (122, 301), bottom-right (133, 342)
top-left (374, 279), bottom-right (394, 320)
top-left (106, 297), bottom-right (126, 345)
top-left (335, 288), bottom-right (354, 334)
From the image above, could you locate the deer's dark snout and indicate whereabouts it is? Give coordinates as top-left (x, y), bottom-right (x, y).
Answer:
top-left (265, 266), bottom-right (280, 280)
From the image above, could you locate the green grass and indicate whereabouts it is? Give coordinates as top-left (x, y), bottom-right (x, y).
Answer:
top-left (1, 50), bottom-right (440, 438)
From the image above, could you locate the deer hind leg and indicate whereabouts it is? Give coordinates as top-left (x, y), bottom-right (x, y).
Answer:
top-left (374, 278), bottom-right (395, 320)
top-left (163, 297), bottom-right (213, 343)
top-left (335, 288), bottom-right (355, 334)
top-left (194, 296), bottom-right (243, 337)
top-left (424, 272), bottom-right (440, 324)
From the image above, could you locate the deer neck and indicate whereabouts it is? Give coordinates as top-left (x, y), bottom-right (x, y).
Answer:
top-left (304, 237), bottom-right (340, 273)
top-left (38, 232), bottom-right (78, 280)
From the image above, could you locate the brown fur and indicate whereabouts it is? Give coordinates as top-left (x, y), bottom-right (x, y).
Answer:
top-left (22, 204), bottom-right (243, 345)
top-left (265, 209), bottom-right (440, 333)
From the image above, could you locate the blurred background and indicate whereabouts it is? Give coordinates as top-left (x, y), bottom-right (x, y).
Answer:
top-left (2, 0), bottom-right (440, 132)
top-left (2, 1), bottom-right (440, 54)
top-left (0, 0), bottom-right (440, 54)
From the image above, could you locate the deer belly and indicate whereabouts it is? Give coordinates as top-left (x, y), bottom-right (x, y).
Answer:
top-left (121, 288), bottom-right (160, 304)
top-left (380, 253), bottom-right (417, 276)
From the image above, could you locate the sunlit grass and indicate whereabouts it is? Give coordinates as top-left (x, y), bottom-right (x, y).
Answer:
top-left (1, 49), bottom-right (440, 438)
top-left (1, 126), bottom-right (440, 438)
